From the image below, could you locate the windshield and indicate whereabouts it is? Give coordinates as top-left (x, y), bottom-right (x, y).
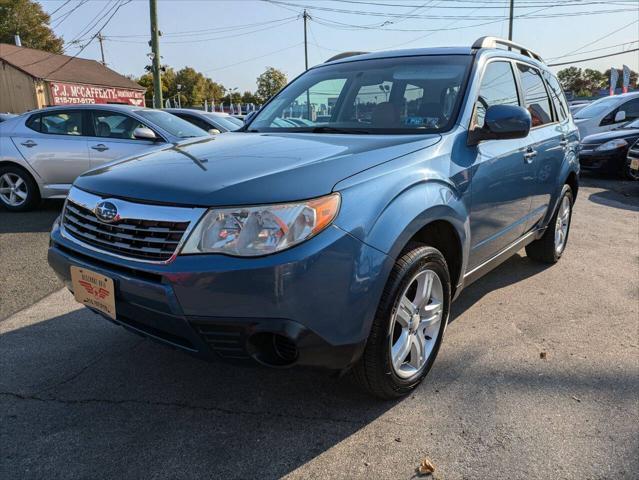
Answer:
top-left (248, 55), bottom-right (472, 134)
top-left (206, 113), bottom-right (243, 131)
top-left (136, 109), bottom-right (208, 138)
top-left (574, 97), bottom-right (619, 119)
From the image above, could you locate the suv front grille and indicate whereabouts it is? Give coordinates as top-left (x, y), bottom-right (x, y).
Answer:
top-left (61, 187), bottom-right (205, 263)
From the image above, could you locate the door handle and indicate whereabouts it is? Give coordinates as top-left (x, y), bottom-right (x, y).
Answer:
top-left (20, 140), bottom-right (37, 148)
top-left (523, 148), bottom-right (537, 163)
top-left (91, 144), bottom-right (109, 152)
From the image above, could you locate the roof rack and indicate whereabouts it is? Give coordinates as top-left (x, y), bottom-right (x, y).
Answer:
top-left (324, 51), bottom-right (369, 63)
top-left (472, 36), bottom-right (544, 63)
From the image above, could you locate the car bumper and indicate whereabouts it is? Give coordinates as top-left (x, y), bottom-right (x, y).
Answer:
top-left (48, 222), bottom-right (391, 370)
top-left (579, 149), bottom-right (627, 173)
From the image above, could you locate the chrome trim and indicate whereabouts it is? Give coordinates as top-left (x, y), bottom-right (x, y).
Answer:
top-left (463, 229), bottom-right (539, 286)
top-left (60, 186), bottom-right (206, 264)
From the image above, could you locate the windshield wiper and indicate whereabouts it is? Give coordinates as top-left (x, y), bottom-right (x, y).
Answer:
top-left (311, 126), bottom-right (370, 134)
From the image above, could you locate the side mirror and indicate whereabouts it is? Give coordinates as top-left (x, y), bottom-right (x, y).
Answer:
top-left (133, 127), bottom-right (157, 140)
top-left (208, 128), bottom-right (221, 135)
top-left (614, 110), bottom-right (626, 123)
top-left (244, 111), bottom-right (257, 124)
top-left (468, 104), bottom-right (532, 146)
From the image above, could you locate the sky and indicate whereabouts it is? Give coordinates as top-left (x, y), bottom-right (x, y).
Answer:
top-left (38, 0), bottom-right (639, 93)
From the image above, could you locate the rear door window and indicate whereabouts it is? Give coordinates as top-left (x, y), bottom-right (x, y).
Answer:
top-left (35, 111), bottom-right (84, 135)
top-left (543, 71), bottom-right (569, 122)
top-left (516, 64), bottom-right (553, 127)
top-left (473, 61), bottom-right (520, 129)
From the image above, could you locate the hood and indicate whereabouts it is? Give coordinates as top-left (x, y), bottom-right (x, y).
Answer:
top-left (582, 127), bottom-right (639, 145)
top-left (75, 132), bottom-right (441, 206)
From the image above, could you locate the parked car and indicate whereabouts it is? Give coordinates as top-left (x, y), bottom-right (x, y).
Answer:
top-left (0, 104), bottom-right (209, 211)
top-left (164, 108), bottom-right (244, 133)
top-left (573, 91), bottom-right (639, 138)
top-left (48, 37), bottom-right (579, 399)
top-left (625, 138), bottom-right (639, 179)
top-left (568, 101), bottom-right (590, 115)
top-left (0, 113), bottom-right (17, 123)
top-left (580, 118), bottom-right (639, 179)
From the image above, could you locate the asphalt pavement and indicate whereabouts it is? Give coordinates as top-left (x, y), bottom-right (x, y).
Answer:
top-left (0, 176), bottom-right (637, 479)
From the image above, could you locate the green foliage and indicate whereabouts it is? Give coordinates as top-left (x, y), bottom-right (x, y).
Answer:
top-left (256, 67), bottom-right (287, 103)
top-left (136, 67), bottom-right (225, 107)
top-left (0, 0), bottom-right (64, 53)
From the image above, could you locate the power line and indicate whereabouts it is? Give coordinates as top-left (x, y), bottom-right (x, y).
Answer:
top-left (202, 43), bottom-right (304, 73)
top-left (548, 47), bottom-right (639, 67)
top-left (264, 0), bottom-right (638, 20)
top-left (547, 40), bottom-right (639, 61)
top-left (48, 0), bottom-right (73, 17)
top-left (51, 0), bottom-right (89, 29)
top-left (554, 19), bottom-right (639, 59)
top-left (100, 18), bottom-right (298, 45)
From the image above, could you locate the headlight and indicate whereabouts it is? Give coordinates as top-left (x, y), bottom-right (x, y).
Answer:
top-left (595, 139), bottom-right (628, 151)
top-left (181, 193), bottom-right (340, 256)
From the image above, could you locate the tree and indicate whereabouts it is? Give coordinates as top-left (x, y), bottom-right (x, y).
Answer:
top-left (0, 0), bottom-right (64, 53)
top-left (241, 90), bottom-right (260, 105)
top-left (582, 69), bottom-right (606, 94)
top-left (137, 67), bottom-right (176, 105)
top-left (256, 67), bottom-right (287, 103)
top-left (557, 67), bottom-right (585, 94)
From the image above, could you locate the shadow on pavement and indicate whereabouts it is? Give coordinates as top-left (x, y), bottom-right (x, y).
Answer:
top-left (580, 174), bottom-right (639, 212)
top-left (0, 307), bottom-right (397, 479)
top-left (0, 199), bottom-right (64, 234)
top-left (451, 253), bottom-right (549, 321)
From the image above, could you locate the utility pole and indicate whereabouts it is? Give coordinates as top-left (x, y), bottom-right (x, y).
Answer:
top-left (303, 9), bottom-right (311, 120)
top-left (303, 9), bottom-right (309, 71)
top-left (149, 0), bottom-right (163, 108)
top-left (508, 0), bottom-right (514, 41)
top-left (97, 32), bottom-right (106, 66)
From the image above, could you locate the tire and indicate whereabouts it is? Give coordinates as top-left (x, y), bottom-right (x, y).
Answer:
top-left (525, 184), bottom-right (573, 264)
top-left (622, 164), bottom-right (639, 181)
top-left (352, 244), bottom-right (451, 399)
top-left (0, 165), bottom-right (40, 212)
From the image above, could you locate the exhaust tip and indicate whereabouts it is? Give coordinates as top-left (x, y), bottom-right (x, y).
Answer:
top-left (249, 333), bottom-right (298, 367)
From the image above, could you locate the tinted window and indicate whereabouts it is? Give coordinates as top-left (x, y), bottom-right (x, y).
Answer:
top-left (619, 98), bottom-right (639, 120)
top-left (91, 111), bottom-right (146, 140)
top-left (26, 114), bottom-right (42, 132)
top-left (250, 55), bottom-right (472, 134)
top-left (473, 61), bottom-right (519, 129)
top-left (517, 64), bottom-right (553, 127)
top-left (176, 113), bottom-right (213, 132)
top-left (543, 71), bottom-right (569, 121)
top-left (38, 111), bottom-right (83, 135)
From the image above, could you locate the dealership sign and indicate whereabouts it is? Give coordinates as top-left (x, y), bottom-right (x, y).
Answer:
top-left (49, 82), bottom-right (145, 106)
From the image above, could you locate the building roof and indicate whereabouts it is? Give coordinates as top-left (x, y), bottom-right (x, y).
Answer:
top-left (0, 43), bottom-right (144, 91)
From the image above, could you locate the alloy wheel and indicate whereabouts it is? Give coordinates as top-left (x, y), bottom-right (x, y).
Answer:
top-left (554, 195), bottom-right (571, 255)
top-left (389, 269), bottom-right (444, 379)
top-left (0, 173), bottom-right (28, 207)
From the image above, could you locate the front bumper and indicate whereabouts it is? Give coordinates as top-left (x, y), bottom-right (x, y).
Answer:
top-left (48, 222), bottom-right (390, 370)
top-left (579, 148), bottom-right (627, 173)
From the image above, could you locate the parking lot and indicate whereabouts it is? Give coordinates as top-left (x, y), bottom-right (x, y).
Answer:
top-left (0, 175), bottom-right (637, 479)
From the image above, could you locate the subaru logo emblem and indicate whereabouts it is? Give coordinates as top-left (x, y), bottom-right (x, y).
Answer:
top-left (95, 201), bottom-right (118, 223)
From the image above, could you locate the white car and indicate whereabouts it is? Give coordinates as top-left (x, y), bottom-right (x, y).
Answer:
top-left (573, 91), bottom-right (639, 138)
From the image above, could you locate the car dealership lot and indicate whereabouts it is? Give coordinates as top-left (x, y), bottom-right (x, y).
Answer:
top-left (0, 176), bottom-right (637, 479)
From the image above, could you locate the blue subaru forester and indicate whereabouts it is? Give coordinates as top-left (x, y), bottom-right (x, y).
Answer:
top-left (48, 37), bottom-right (579, 398)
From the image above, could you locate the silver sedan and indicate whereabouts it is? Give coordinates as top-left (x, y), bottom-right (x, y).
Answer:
top-left (0, 104), bottom-right (208, 211)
